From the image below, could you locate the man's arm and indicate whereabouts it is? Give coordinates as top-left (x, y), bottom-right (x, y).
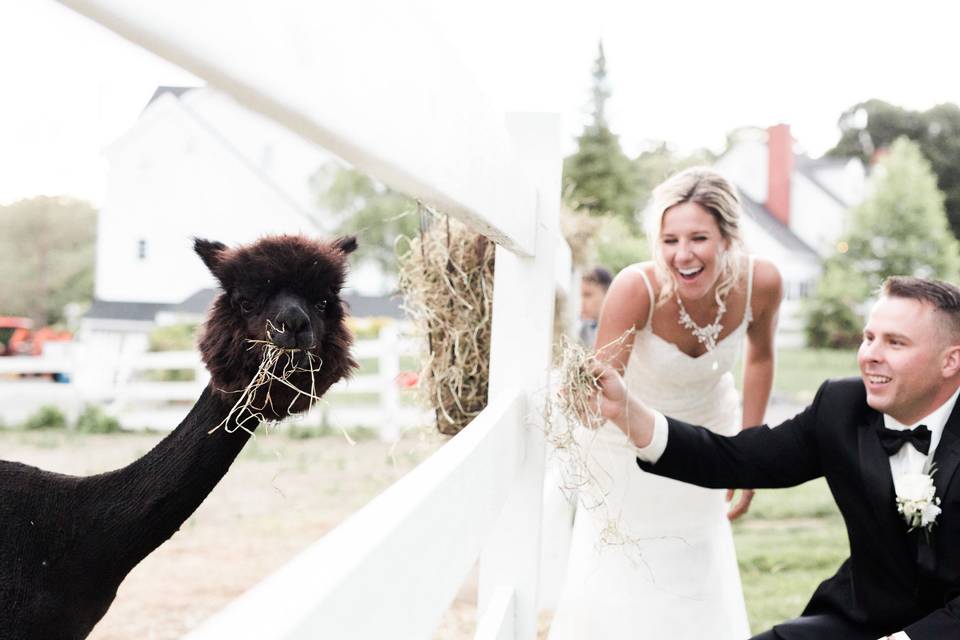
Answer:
top-left (902, 596), bottom-right (960, 639)
top-left (596, 364), bottom-right (825, 489)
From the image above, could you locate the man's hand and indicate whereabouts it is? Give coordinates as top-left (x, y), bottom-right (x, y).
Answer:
top-left (590, 361), bottom-right (629, 424)
top-left (586, 362), bottom-right (658, 450)
top-left (726, 488), bottom-right (755, 520)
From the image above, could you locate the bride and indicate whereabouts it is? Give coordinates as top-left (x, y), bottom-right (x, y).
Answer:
top-left (549, 167), bottom-right (783, 639)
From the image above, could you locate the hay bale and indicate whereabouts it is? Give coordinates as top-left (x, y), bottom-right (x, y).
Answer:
top-left (397, 216), bottom-right (495, 435)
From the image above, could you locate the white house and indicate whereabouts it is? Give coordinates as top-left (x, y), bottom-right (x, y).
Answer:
top-left (714, 124), bottom-right (867, 346)
top-left (82, 86), bottom-right (401, 356)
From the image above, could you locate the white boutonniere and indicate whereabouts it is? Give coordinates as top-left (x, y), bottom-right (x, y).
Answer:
top-left (894, 469), bottom-right (941, 533)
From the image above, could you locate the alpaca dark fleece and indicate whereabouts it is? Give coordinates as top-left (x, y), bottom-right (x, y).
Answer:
top-left (0, 235), bottom-right (358, 640)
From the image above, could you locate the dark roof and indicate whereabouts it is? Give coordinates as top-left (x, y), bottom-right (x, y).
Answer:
top-left (345, 293), bottom-right (404, 319)
top-left (794, 155), bottom-right (850, 208)
top-left (170, 288), bottom-right (218, 315)
top-left (85, 290), bottom-right (405, 323)
top-left (85, 299), bottom-right (169, 322)
top-left (143, 86), bottom-right (199, 110)
top-left (739, 193), bottom-right (820, 258)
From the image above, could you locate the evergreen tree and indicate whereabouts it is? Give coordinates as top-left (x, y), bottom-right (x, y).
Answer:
top-left (562, 42), bottom-right (640, 228)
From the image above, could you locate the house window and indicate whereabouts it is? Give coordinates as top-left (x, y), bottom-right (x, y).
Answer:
top-left (783, 280), bottom-right (812, 301)
top-left (137, 239), bottom-right (147, 260)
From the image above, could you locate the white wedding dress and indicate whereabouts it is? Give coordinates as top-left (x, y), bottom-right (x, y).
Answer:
top-left (548, 263), bottom-right (754, 640)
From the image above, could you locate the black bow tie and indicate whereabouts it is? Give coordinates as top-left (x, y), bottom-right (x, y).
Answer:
top-left (878, 424), bottom-right (931, 456)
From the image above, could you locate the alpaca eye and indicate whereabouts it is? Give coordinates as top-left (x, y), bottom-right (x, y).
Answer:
top-left (314, 299), bottom-right (327, 313)
top-left (238, 298), bottom-right (254, 314)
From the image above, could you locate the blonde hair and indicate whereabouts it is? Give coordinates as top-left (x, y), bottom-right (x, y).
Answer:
top-left (647, 167), bottom-right (745, 305)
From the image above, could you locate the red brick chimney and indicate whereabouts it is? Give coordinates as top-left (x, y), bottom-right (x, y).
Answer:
top-left (766, 124), bottom-right (793, 226)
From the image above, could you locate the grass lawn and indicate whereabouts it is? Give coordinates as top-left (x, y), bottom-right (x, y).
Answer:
top-left (733, 349), bottom-right (859, 633)
top-left (730, 348), bottom-right (856, 632)
top-left (771, 348), bottom-right (861, 403)
top-left (733, 478), bottom-right (848, 633)
top-left (734, 347), bottom-right (860, 404)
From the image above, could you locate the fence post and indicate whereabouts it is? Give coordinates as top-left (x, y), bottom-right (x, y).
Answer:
top-left (478, 112), bottom-right (561, 638)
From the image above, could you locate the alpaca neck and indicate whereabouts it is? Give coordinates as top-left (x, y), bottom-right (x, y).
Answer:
top-left (85, 383), bottom-right (259, 579)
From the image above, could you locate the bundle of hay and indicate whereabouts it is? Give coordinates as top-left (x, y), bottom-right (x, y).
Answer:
top-left (397, 216), bottom-right (495, 436)
top-left (545, 328), bottom-right (646, 552)
top-left (559, 205), bottom-right (603, 269)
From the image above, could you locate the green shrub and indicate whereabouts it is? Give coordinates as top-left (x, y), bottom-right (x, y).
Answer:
top-left (23, 405), bottom-right (67, 430)
top-left (594, 214), bottom-right (649, 275)
top-left (75, 405), bottom-right (122, 434)
top-left (803, 260), bottom-right (867, 349)
top-left (142, 369), bottom-right (196, 382)
top-left (286, 423), bottom-right (380, 441)
top-left (149, 323), bottom-right (198, 351)
top-left (287, 424), bottom-right (332, 439)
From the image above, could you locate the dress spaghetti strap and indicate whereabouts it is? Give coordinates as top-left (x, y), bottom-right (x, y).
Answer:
top-left (636, 267), bottom-right (656, 329)
top-left (744, 256), bottom-right (756, 325)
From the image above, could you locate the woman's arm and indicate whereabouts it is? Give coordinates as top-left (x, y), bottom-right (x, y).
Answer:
top-left (593, 265), bottom-right (653, 374)
top-left (728, 258), bottom-right (783, 519)
top-left (742, 259), bottom-right (783, 428)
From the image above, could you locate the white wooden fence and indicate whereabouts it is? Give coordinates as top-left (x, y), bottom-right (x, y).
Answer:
top-left (0, 327), bottom-right (422, 438)
top-left (58, 2), bottom-right (561, 637)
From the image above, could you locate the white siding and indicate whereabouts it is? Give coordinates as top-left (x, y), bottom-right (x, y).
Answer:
top-left (96, 90), bottom-right (330, 304)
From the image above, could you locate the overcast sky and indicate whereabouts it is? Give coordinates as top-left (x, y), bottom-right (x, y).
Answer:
top-left (2, 0), bottom-right (959, 207)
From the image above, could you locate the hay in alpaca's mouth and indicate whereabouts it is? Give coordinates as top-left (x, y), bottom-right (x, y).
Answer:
top-left (209, 337), bottom-right (324, 437)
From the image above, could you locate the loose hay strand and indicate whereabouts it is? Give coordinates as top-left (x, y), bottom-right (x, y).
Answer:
top-left (209, 341), bottom-right (355, 444)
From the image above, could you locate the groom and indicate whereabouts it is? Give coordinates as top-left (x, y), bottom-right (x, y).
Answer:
top-left (594, 276), bottom-right (960, 640)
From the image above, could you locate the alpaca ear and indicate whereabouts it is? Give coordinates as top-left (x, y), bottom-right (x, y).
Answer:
top-left (333, 235), bottom-right (358, 255)
top-left (194, 238), bottom-right (227, 274)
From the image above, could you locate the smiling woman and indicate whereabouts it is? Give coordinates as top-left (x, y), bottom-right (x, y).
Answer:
top-left (549, 167), bottom-right (784, 639)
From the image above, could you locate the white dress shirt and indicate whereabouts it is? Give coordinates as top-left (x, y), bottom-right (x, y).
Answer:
top-left (635, 385), bottom-right (960, 640)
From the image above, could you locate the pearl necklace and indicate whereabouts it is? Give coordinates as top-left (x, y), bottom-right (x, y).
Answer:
top-left (676, 293), bottom-right (727, 371)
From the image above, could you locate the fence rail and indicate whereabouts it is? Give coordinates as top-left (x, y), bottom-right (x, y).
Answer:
top-left (183, 390), bottom-right (526, 639)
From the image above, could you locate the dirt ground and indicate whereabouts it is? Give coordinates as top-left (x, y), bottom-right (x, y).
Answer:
top-left (1, 426), bottom-right (527, 639)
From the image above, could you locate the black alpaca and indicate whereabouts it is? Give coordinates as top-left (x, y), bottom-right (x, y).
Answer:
top-left (0, 235), bottom-right (358, 640)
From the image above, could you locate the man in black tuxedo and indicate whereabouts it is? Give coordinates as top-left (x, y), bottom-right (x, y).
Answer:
top-left (593, 276), bottom-right (960, 640)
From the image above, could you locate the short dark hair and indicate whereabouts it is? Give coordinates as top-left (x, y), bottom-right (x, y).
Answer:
top-left (881, 276), bottom-right (960, 342)
top-left (583, 266), bottom-right (613, 290)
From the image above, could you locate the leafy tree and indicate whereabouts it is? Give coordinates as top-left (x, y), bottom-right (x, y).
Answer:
top-left (310, 163), bottom-right (418, 272)
top-left (842, 137), bottom-right (959, 290)
top-left (562, 42), bottom-right (640, 228)
top-left (806, 138), bottom-right (958, 348)
top-left (829, 99), bottom-right (960, 240)
top-left (0, 197), bottom-right (96, 324)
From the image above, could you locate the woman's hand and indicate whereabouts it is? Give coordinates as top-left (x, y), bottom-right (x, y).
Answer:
top-left (726, 488), bottom-right (755, 520)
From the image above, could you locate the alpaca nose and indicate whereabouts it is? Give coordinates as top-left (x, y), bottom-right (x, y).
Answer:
top-left (272, 306), bottom-right (312, 349)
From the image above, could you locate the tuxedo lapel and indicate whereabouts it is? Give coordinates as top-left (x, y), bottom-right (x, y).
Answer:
top-left (932, 399), bottom-right (960, 503)
top-left (910, 396), bottom-right (960, 574)
top-left (858, 410), bottom-right (897, 527)
top-left (858, 409), bottom-right (917, 580)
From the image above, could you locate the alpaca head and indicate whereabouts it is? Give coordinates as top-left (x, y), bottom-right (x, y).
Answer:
top-left (194, 234), bottom-right (359, 421)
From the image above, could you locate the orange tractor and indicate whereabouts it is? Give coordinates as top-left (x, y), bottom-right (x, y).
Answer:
top-left (0, 316), bottom-right (72, 357)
